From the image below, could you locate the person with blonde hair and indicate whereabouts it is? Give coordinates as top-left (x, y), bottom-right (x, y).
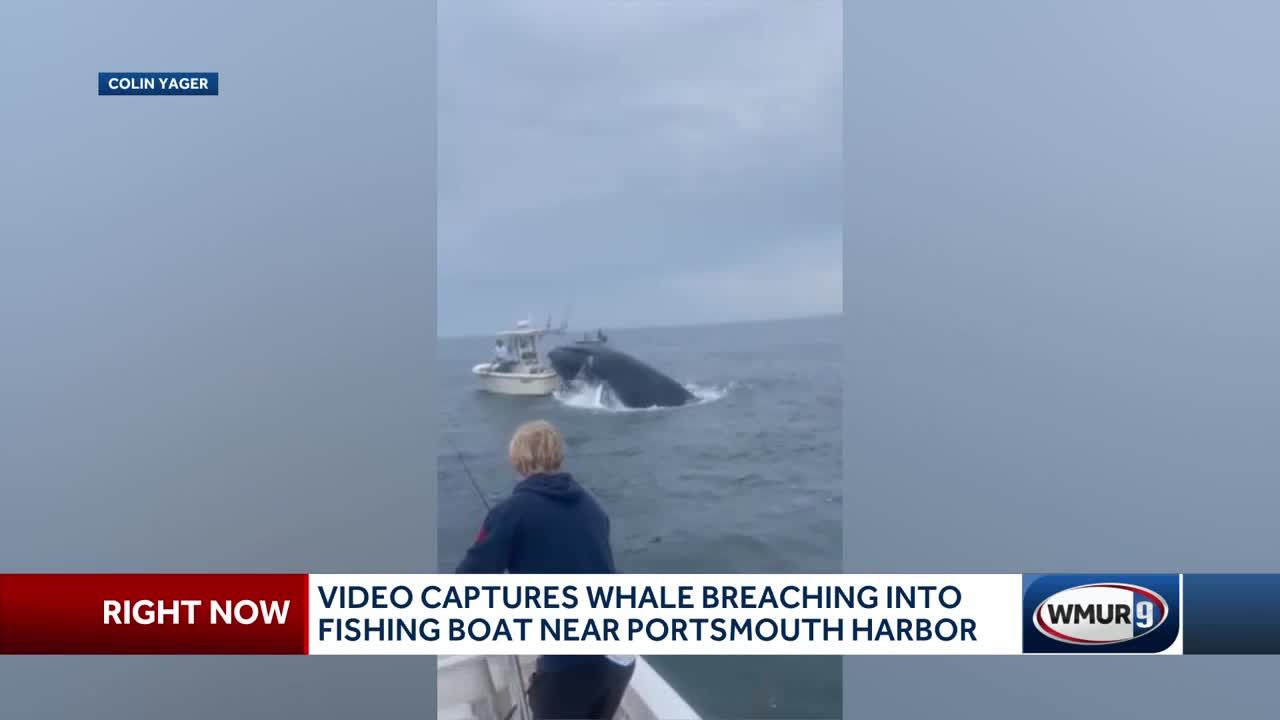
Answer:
top-left (456, 420), bottom-right (634, 719)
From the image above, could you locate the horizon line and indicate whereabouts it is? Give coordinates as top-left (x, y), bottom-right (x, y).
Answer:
top-left (437, 310), bottom-right (842, 340)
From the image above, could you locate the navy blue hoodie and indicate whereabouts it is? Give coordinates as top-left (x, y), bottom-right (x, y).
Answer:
top-left (455, 472), bottom-right (616, 671)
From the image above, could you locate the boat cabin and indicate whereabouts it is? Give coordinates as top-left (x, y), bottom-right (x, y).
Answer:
top-left (497, 326), bottom-right (542, 366)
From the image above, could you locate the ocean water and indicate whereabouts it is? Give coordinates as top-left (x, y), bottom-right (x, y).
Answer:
top-left (438, 315), bottom-right (842, 719)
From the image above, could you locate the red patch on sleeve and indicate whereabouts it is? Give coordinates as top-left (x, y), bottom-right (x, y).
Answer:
top-left (475, 526), bottom-right (488, 544)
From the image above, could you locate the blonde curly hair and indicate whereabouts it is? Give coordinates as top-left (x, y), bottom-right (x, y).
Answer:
top-left (508, 420), bottom-right (565, 477)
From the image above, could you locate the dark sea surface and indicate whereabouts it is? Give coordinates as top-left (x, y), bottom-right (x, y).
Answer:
top-left (438, 314), bottom-right (842, 719)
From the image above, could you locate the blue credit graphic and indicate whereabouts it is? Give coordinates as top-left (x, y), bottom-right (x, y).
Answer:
top-left (1023, 574), bottom-right (1180, 653)
top-left (98, 73), bottom-right (218, 96)
top-left (1184, 574), bottom-right (1280, 654)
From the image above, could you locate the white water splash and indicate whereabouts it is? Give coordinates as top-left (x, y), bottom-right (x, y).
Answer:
top-left (553, 381), bottom-right (731, 412)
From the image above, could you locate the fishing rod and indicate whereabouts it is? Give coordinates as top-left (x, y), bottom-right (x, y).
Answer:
top-left (443, 435), bottom-right (531, 720)
top-left (446, 434), bottom-right (495, 512)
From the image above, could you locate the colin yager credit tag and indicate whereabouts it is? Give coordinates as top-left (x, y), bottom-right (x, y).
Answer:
top-left (99, 73), bottom-right (218, 96)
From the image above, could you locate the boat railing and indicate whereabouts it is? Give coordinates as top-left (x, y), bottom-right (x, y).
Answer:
top-left (437, 655), bottom-right (699, 720)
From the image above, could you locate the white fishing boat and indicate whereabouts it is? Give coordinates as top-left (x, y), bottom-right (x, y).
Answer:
top-left (472, 320), bottom-right (560, 396)
top-left (438, 655), bottom-right (699, 720)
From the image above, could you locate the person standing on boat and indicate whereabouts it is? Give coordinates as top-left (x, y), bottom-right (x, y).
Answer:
top-left (493, 338), bottom-right (515, 371)
top-left (456, 420), bottom-right (635, 720)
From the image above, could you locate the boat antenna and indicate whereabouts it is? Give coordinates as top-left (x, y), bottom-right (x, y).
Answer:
top-left (444, 435), bottom-right (530, 720)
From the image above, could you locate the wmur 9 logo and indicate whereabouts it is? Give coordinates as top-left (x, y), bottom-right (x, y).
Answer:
top-left (1022, 574), bottom-right (1181, 653)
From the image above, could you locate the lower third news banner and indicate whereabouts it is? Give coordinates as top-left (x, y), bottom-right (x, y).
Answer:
top-left (0, 573), bottom-right (1277, 655)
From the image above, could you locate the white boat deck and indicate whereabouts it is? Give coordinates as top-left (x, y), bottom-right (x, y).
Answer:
top-left (438, 655), bottom-right (699, 720)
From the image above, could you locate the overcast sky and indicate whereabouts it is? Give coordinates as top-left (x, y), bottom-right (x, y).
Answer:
top-left (438, 0), bottom-right (841, 337)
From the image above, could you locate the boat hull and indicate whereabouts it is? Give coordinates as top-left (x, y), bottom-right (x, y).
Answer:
top-left (472, 364), bottom-right (559, 396)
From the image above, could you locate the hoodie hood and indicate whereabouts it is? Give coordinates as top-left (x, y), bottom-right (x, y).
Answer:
top-left (514, 472), bottom-right (585, 503)
top-left (514, 472), bottom-right (586, 503)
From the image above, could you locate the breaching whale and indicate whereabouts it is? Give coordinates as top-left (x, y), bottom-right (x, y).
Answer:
top-left (547, 343), bottom-right (696, 408)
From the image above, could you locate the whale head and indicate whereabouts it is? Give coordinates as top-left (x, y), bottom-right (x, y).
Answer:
top-left (548, 345), bottom-right (592, 380)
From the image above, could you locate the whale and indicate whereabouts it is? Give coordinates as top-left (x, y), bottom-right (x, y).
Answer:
top-left (547, 343), bottom-right (696, 408)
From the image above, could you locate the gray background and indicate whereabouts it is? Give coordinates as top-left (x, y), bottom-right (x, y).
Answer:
top-left (0, 1), bottom-right (436, 717)
top-left (847, 1), bottom-right (1280, 716)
